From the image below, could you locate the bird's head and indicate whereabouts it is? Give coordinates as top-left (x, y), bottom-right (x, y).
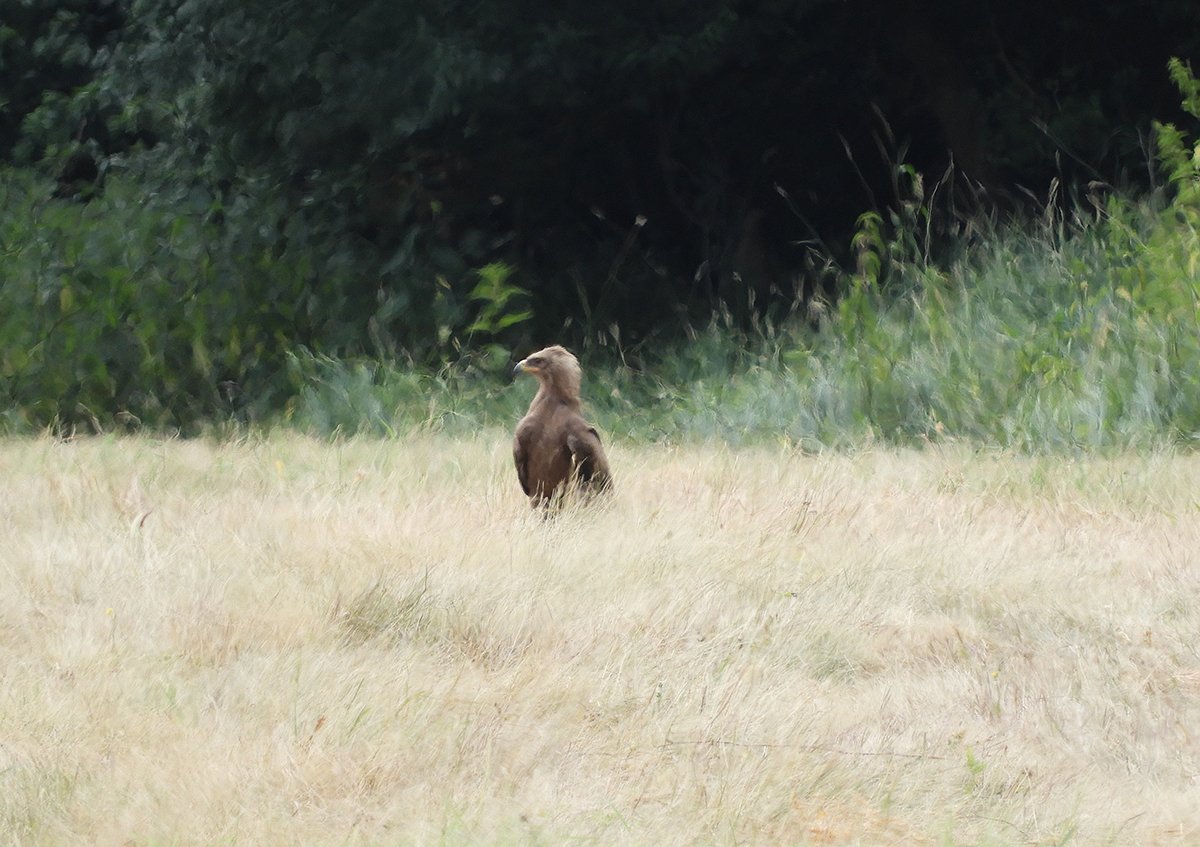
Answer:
top-left (513, 345), bottom-right (582, 400)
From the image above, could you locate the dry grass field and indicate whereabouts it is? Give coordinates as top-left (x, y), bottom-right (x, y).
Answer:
top-left (2, 434), bottom-right (1199, 845)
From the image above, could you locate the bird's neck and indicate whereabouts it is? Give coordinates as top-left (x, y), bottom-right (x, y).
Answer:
top-left (532, 382), bottom-right (581, 412)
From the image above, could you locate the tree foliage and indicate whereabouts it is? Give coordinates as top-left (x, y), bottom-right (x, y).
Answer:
top-left (2, 0), bottom-right (1200, 430)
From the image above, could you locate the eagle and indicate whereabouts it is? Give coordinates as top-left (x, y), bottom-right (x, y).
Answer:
top-left (512, 345), bottom-right (612, 506)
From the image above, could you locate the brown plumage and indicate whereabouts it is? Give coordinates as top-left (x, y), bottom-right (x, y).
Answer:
top-left (512, 345), bottom-right (612, 506)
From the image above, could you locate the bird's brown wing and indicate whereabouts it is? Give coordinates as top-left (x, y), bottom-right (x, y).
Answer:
top-left (567, 423), bottom-right (612, 490)
top-left (512, 433), bottom-right (531, 496)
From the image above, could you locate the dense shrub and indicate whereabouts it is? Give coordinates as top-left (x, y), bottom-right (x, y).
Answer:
top-left (287, 63), bottom-right (1200, 450)
top-left (4, 60), bottom-right (1200, 449)
top-left (0, 174), bottom-right (312, 431)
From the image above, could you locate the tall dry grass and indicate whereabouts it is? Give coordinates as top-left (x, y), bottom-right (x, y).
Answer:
top-left (3, 435), bottom-right (1199, 845)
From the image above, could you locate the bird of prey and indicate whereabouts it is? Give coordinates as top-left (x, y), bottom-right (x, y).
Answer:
top-left (512, 345), bottom-right (612, 507)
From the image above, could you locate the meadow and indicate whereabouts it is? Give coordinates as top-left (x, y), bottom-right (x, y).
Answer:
top-left (3, 434), bottom-right (1198, 845)
top-left (5, 59), bottom-right (1200, 847)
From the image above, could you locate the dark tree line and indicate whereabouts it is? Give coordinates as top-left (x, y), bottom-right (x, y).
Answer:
top-left (1, 0), bottom-right (1198, 426)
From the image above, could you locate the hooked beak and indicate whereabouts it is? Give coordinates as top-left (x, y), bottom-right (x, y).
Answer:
top-left (513, 359), bottom-right (530, 377)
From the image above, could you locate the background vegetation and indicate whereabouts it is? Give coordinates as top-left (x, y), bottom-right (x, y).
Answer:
top-left (2, 0), bottom-right (1200, 442)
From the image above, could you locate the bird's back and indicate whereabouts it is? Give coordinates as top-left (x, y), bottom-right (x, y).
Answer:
top-left (514, 400), bottom-right (609, 503)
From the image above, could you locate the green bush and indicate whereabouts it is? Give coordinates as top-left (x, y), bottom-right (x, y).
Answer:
top-left (7, 61), bottom-right (1200, 451)
top-left (0, 173), bottom-right (315, 431)
top-left (286, 62), bottom-right (1200, 450)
